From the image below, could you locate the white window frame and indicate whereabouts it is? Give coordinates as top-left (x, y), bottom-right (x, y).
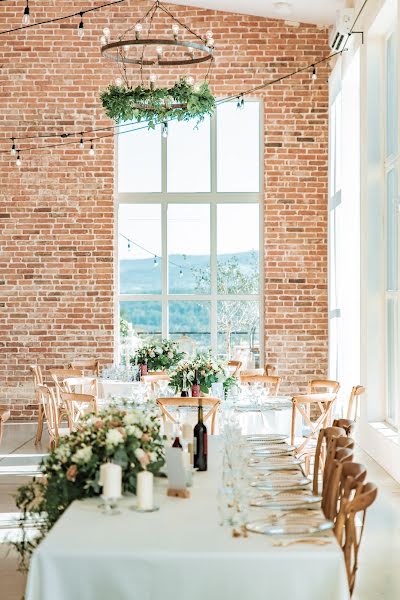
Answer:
top-left (115, 98), bottom-right (264, 360)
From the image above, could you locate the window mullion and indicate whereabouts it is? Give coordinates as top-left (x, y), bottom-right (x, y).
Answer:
top-left (162, 203), bottom-right (168, 338)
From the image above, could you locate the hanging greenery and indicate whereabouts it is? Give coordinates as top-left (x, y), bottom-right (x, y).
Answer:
top-left (100, 78), bottom-right (215, 128)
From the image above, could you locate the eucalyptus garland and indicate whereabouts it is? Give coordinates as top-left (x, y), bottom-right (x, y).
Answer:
top-left (100, 78), bottom-right (216, 127)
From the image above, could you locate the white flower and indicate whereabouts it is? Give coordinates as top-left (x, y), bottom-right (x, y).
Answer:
top-left (155, 347), bottom-right (163, 355)
top-left (54, 445), bottom-right (71, 462)
top-left (167, 351), bottom-right (174, 359)
top-left (126, 425), bottom-right (142, 438)
top-left (149, 351), bottom-right (155, 358)
top-left (123, 412), bottom-right (138, 426)
top-left (106, 429), bottom-right (124, 447)
top-left (134, 448), bottom-right (146, 461)
top-left (71, 446), bottom-right (92, 464)
top-left (149, 451), bottom-right (157, 462)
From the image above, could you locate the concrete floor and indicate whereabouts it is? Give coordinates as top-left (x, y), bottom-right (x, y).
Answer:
top-left (0, 422), bottom-right (399, 600)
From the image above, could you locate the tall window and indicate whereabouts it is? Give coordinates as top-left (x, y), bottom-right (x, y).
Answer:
top-left (117, 100), bottom-right (263, 362)
top-left (385, 32), bottom-right (399, 426)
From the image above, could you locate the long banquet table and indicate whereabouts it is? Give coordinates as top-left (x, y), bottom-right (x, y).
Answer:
top-left (26, 439), bottom-right (350, 600)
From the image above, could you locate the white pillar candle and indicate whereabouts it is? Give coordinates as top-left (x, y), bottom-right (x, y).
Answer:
top-left (137, 470), bottom-right (153, 510)
top-left (101, 463), bottom-right (122, 499)
top-left (182, 422), bottom-right (192, 440)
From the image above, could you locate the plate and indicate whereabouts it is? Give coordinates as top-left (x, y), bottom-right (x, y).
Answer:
top-left (245, 519), bottom-right (334, 536)
top-left (248, 456), bottom-right (303, 466)
top-left (249, 494), bottom-right (322, 509)
top-left (250, 463), bottom-right (302, 472)
top-left (250, 445), bottom-right (295, 456)
top-left (244, 434), bottom-right (288, 444)
top-left (250, 477), bottom-right (311, 491)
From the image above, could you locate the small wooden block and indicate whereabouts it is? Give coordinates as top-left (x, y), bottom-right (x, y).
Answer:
top-left (167, 488), bottom-right (190, 499)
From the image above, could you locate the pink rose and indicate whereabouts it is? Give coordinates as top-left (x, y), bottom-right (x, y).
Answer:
top-left (141, 433), bottom-right (150, 443)
top-left (139, 453), bottom-right (150, 469)
top-left (66, 464), bottom-right (78, 481)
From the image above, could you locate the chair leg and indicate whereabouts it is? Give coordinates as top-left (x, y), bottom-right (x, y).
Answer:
top-left (0, 420), bottom-right (4, 445)
top-left (35, 404), bottom-right (44, 445)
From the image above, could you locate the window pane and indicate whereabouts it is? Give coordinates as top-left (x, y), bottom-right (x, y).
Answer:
top-left (168, 204), bottom-right (210, 294)
top-left (169, 301), bottom-right (211, 352)
top-left (217, 101), bottom-right (260, 192)
top-left (386, 34), bottom-right (397, 158)
top-left (120, 301), bottom-right (162, 340)
top-left (118, 124), bottom-right (161, 192)
top-left (217, 204), bottom-right (259, 294)
top-left (217, 300), bottom-right (260, 363)
top-left (387, 298), bottom-right (398, 422)
top-left (334, 95), bottom-right (342, 194)
top-left (167, 118), bottom-right (210, 192)
top-left (387, 168), bottom-right (398, 291)
top-left (119, 204), bottom-right (162, 294)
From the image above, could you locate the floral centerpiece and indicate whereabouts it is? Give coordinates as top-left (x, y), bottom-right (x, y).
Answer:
top-left (131, 339), bottom-right (184, 372)
top-left (169, 353), bottom-right (237, 396)
top-left (13, 405), bottom-right (165, 570)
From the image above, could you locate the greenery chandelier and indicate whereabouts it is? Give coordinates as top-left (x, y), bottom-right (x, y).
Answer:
top-left (99, 0), bottom-right (216, 128)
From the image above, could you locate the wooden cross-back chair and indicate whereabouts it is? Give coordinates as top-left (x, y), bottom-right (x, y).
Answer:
top-left (322, 446), bottom-right (355, 520)
top-left (29, 365), bottom-right (45, 444)
top-left (308, 379), bottom-right (340, 394)
top-left (227, 361), bottom-right (242, 377)
top-left (239, 374), bottom-right (281, 396)
top-left (142, 373), bottom-right (171, 395)
top-left (156, 397), bottom-right (220, 435)
top-left (333, 385), bottom-right (366, 436)
top-left (334, 481), bottom-right (378, 596)
top-left (50, 368), bottom-right (84, 391)
top-left (36, 384), bottom-right (70, 448)
top-left (62, 376), bottom-right (98, 397)
top-left (291, 392), bottom-right (337, 454)
top-left (59, 391), bottom-right (98, 426)
top-left (312, 426), bottom-right (347, 495)
top-left (69, 358), bottom-right (100, 376)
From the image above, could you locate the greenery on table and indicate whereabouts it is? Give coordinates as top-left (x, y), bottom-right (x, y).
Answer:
top-left (100, 79), bottom-right (215, 127)
top-left (169, 353), bottom-right (238, 395)
top-left (12, 406), bottom-right (165, 571)
top-left (130, 339), bottom-right (184, 371)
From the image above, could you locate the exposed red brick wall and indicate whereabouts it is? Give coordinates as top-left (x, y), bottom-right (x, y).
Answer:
top-left (0, 1), bottom-right (329, 418)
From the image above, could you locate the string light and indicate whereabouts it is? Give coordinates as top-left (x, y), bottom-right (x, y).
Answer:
top-left (162, 122), bottom-right (168, 138)
top-left (89, 140), bottom-right (95, 155)
top-left (153, 255), bottom-right (158, 267)
top-left (311, 65), bottom-right (317, 81)
top-left (172, 23), bottom-right (179, 39)
top-left (79, 135), bottom-right (84, 150)
top-left (22, 0), bottom-right (30, 25)
top-left (103, 27), bottom-right (111, 41)
top-left (134, 23), bottom-right (142, 39)
top-left (16, 151), bottom-right (21, 167)
top-left (179, 269), bottom-right (183, 278)
top-left (78, 12), bottom-right (84, 39)
top-left (237, 94), bottom-right (245, 109)
top-left (10, 138), bottom-right (16, 156)
top-left (120, 233), bottom-right (189, 276)
top-left (127, 241), bottom-right (131, 251)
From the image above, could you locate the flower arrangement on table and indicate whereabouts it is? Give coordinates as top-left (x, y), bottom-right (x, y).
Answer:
top-left (169, 353), bottom-right (238, 396)
top-left (13, 406), bottom-right (165, 570)
top-left (131, 339), bottom-right (185, 372)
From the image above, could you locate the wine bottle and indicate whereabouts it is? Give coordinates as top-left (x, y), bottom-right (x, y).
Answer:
top-left (193, 401), bottom-right (207, 471)
top-left (191, 370), bottom-right (200, 397)
top-left (181, 371), bottom-right (189, 397)
top-left (172, 435), bottom-right (183, 449)
top-left (140, 358), bottom-right (148, 376)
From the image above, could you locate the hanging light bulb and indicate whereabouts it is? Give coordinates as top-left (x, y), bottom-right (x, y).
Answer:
top-left (162, 122), bottom-right (168, 138)
top-left (186, 75), bottom-right (194, 86)
top-left (172, 23), bottom-right (179, 39)
top-left (206, 37), bottom-right (214, 48)
top-left (153, 255), bottom-right (158, 267)
top-left (149, 73), bottom-right (157, 89)
top-left (179, 269), bottom-right (183, 278)
top-left (16, 152), bottom-right (21, 167)
top-left (89, 140), bottom-right (95, 156)
top-left (134, 23), bottom-right (142, 39)
top-left (103, 27), bottom-right (111, 41)
top-left (115, 76), bottom-right (123, 86)
top-left (311, 65), bottom-right (317, 81)
top-left (78, 13), bottom-right (84, 39)
top-left (100, 35), bottom-right (107, 46)
top-left (237, 94), bottom-right (245, 109)
top-left (79, 135), bottom-right (84, 150)
top-left (156, 46), bottom-right (163, 58)
top-left (22, 0), bottom-right (30, 25)
top-left (11, 139), bottom-right (16, 156)
top-left (205, 30), bottom-right (213, 40)
top-left (127, 241), bottom-right (131, 252)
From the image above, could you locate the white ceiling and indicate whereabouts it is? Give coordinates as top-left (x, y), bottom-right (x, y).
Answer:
top-left (168, 0), bottom-right (347, 26)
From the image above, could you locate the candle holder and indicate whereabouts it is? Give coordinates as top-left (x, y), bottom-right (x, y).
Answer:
top-left (130, 504), bottom-right (160, 513)
top-left (100, 495), bottom-right (121, 516)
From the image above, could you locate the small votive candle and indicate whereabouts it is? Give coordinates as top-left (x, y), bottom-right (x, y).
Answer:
top-left (101, 463), bottom-right (122, 499)
top-left (137, 470), bottom-right (154, 510)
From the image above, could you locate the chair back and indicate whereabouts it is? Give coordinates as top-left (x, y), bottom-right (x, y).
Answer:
top-left (322, 446), bottom-right (354, 520)
top-left (239, 374), bottom-right (281, 396)
top-left (264, 363), bottom-right (276, 376)
top-left (50, 369), bottom-right (84, 389)
top-left (62, 376), bottom-right (98, 397)
top-left (346, 385), bottom-right (366, 420)
top-left (313, 426), bottom-right (346, 495)
top-left (308, 379), bottom-right (340, 394)
top-left (37, 384), bottom-right (59, 444)
top-left (69, 358), bottom-right (100, 376)
top-left (291, 393), bottom-right (337, 454)
top-left (156, 397), bottom-right (220, 434)
top-left (29, 364), bottom-right (44, 386)
top-left (334, 482), bottom-right (378, 596)
top-left (227, 361), bottom-right (242, 377)
top-left (60, 391), bottom-right (97, 425)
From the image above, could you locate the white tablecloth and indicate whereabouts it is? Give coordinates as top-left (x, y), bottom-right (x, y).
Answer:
top-left (98, 379), bottom-right (142, 398)
top-left (26, 440), bottom-right (350, 600)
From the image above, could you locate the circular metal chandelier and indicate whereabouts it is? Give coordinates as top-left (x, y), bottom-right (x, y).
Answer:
top-left (100, 0), bottom-right (214, 71)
